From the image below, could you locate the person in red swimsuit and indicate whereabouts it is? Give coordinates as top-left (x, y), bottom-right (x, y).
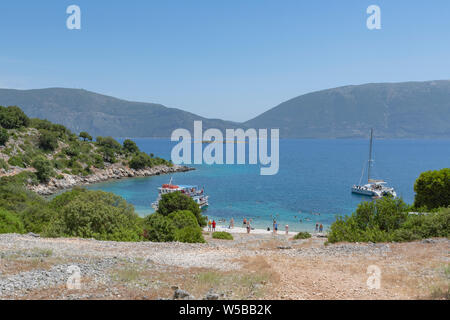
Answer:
top-left (212, 220), bottom-right (216, 232)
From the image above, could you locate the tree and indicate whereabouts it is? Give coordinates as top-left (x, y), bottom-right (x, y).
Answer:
top-left (96, 136), bottom-right (122, 151)
top-left (0, 127), bottom-right (9, 146)
top-left (79, 131), bottom-right (92, 141)
top-left (0, 106), bottom-right (30, 129)
top-left (414, 168), bottom-right (450, 210)
top-left (39, 130), bottom-right (58, 151)
top-left (123, 139), bottom-right (139, 154)
top-left (32, 156), bottom-right (54, 182)
top-left (157, 191), bottom-right (206, 227)
top-left (129, 152), bottom-right (152, 170)
top-left (143, 213), bottom-right (176, 242)
top-left (168, 210), bottom-right (199, 229)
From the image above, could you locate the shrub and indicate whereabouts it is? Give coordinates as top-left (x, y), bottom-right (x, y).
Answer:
top-left (0, 208), bottom-right (25, 234)
top-left (0, 158), bottom-right (9, 171)
top-left (123, 139), bottom-right (139, 154)
top-left (38, 130), bottom-right (58, 151)
top-left (129, 152), bottom-right (152, 170)
top-left (0, 127), bottom-right (9, 145)
top-left (8, 154), bottom-right (26, 168)
top-left (414, 168), bottom-right (450, 210)
top-left (31, 156), bottom-right (54, 183)
top-left (157, 191), bottom-right (206, 227)
top-left (96, 136), bottom-right (122, 151)
top-left (79, 132), bottom-right (92, 141)
top-left (293, 232), bottom-right (311, 240)
top-left (0, 106), bottom-right (30, 129)
top-left (143, 213), bottom-right (176, 242)
top-left (48, 189), bottom-right (142, 241)
top-left (168, 210), bottom-right (199, 229)
top-left (175, 226), bottom-right (205, 243)
top-left (212, 231), bottom-right (233, 240)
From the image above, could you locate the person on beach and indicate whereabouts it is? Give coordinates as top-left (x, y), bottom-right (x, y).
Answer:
top-left (212, 220), bottom-right (216, 232)
top-left (273, 221), bottom-right (278, 234)
top-left (243, 218), bottom-right (247, 228)
top-left (247, 221), bottom-right (251, 234)
top-left (229, 217), bottom-right (234, 229)
top-left (319, 223), bottom-right (323, 233)
top-left (208, 220), bottom-right (212, 232)
top-left (315, 223), bottom-right (319, 232)
top-left (285, 225), bottom-right (289, 235)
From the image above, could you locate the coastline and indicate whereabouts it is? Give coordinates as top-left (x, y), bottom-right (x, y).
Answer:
top-left (27, 163), bottom-right (194, 196)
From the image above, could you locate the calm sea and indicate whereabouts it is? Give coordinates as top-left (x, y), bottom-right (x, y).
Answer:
top-left (86, 139), bottom-right (450, 232)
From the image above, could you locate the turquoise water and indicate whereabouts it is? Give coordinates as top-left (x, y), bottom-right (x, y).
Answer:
top-left (86, 139), bottom-right (450, 232)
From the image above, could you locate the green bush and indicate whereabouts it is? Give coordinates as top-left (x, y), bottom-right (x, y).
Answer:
top-left (0, 158), bottom-right (9, 171)
top-left (31, 155), bottom-right (54, 183)
top-left (293, 231), bottom-right (311, 240)
top-left (143, 213), bottom-right (176, 242)
top-left (38, 130), bottom-right (58, 151)
top-left (0, 127), bottom-right (9, 145)
top-left (212, 231), bottom-right (233, 240)
top-left (8, 154), bottom-right (27, 168)
top-left (129, 152), bottom-right (152, 170)
top-left (0, 106), bottom-right (30, 129)
top-left (414, 168), bottom-right (450, 210)
top-left (79, 132), bottom-right (92, 141)
top-left (157, 191), bottom-right (206, 227)
top-left (47, 189), bottom-right (142, 241)
top-left (0, 208), bottom-right (25, 234)
top-left (168, 210), bottom-right (199, 229)
top-left (123, 139), bottom-right (139, 154)
top-left (175, 226), bottom-right (205, 243)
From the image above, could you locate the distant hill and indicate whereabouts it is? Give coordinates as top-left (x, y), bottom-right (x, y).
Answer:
top-left (0, 88), bottom-right (240, 138)
top-left (245, 80), bottom-right (450, 138)
top-left (1, 81), bottom-right (450, 138)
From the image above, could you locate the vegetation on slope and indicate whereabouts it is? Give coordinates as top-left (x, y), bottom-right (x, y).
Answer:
top-left (0, 105), bottom-right (172, 184)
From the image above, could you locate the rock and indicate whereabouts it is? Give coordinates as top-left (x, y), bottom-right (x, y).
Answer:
top-left (422, 238), bottom-right (435, 244)
top-left (173, 289), bottom-right (191, 300)
top-left (205, 288), bottom-right (219, 300)
top-left (27, 232), bottom-right (40, 238)
top-left (277, 246), bottom-right (292, 250)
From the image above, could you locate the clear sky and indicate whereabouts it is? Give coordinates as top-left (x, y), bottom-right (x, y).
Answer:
top-left (1, 0), bottom-right (449, 122)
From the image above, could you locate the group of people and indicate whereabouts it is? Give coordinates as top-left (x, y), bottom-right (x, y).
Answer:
top-left (315, 223), bottom-right (324, 233)
top-left (208, 216), bottom-right (324, 235)
top-left (207, 219), bottom-right (216, 232)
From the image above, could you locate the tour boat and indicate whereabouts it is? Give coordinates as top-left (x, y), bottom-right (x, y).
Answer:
top-left (352, 129), bottom-right (397, 198)
top-left (151, 178), bottom-right (209, 210)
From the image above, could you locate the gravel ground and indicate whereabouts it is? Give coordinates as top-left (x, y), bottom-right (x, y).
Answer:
top-left (0, 233), bottom-right (448, 300)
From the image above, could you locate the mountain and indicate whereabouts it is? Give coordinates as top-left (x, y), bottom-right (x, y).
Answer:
top-left (245, 80), bottom-right (450, 138)
top-left (0, 88), bottom-right (240, 138)
top-left (1, 80), bottom-right (450, 138)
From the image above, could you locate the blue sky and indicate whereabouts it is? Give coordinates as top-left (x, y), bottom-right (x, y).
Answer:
top-left (1, 0), bottom-right (449, 121)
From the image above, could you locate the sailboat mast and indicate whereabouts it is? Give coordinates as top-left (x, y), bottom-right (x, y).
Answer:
top-left (368, 128), bottom-right (373, 183)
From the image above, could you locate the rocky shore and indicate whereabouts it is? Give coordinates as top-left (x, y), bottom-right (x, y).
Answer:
top-left (28, 163), bottom-right (194, 195)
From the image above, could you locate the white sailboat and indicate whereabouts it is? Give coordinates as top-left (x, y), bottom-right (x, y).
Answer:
top-left (352, 129), bottom-right (397, 198)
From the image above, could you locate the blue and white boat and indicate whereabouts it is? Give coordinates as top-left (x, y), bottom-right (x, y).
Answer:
top-left (352, 129), bottom-right (397, 198)
top-left (151, 178), bottom-right (209, 210)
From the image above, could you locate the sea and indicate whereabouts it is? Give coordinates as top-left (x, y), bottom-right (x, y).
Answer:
top-left (86, 138), bottom-right (450, 232)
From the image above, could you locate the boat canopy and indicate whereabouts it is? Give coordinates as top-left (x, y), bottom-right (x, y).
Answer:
top-left (369, 179), bottom-right (386, 184)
